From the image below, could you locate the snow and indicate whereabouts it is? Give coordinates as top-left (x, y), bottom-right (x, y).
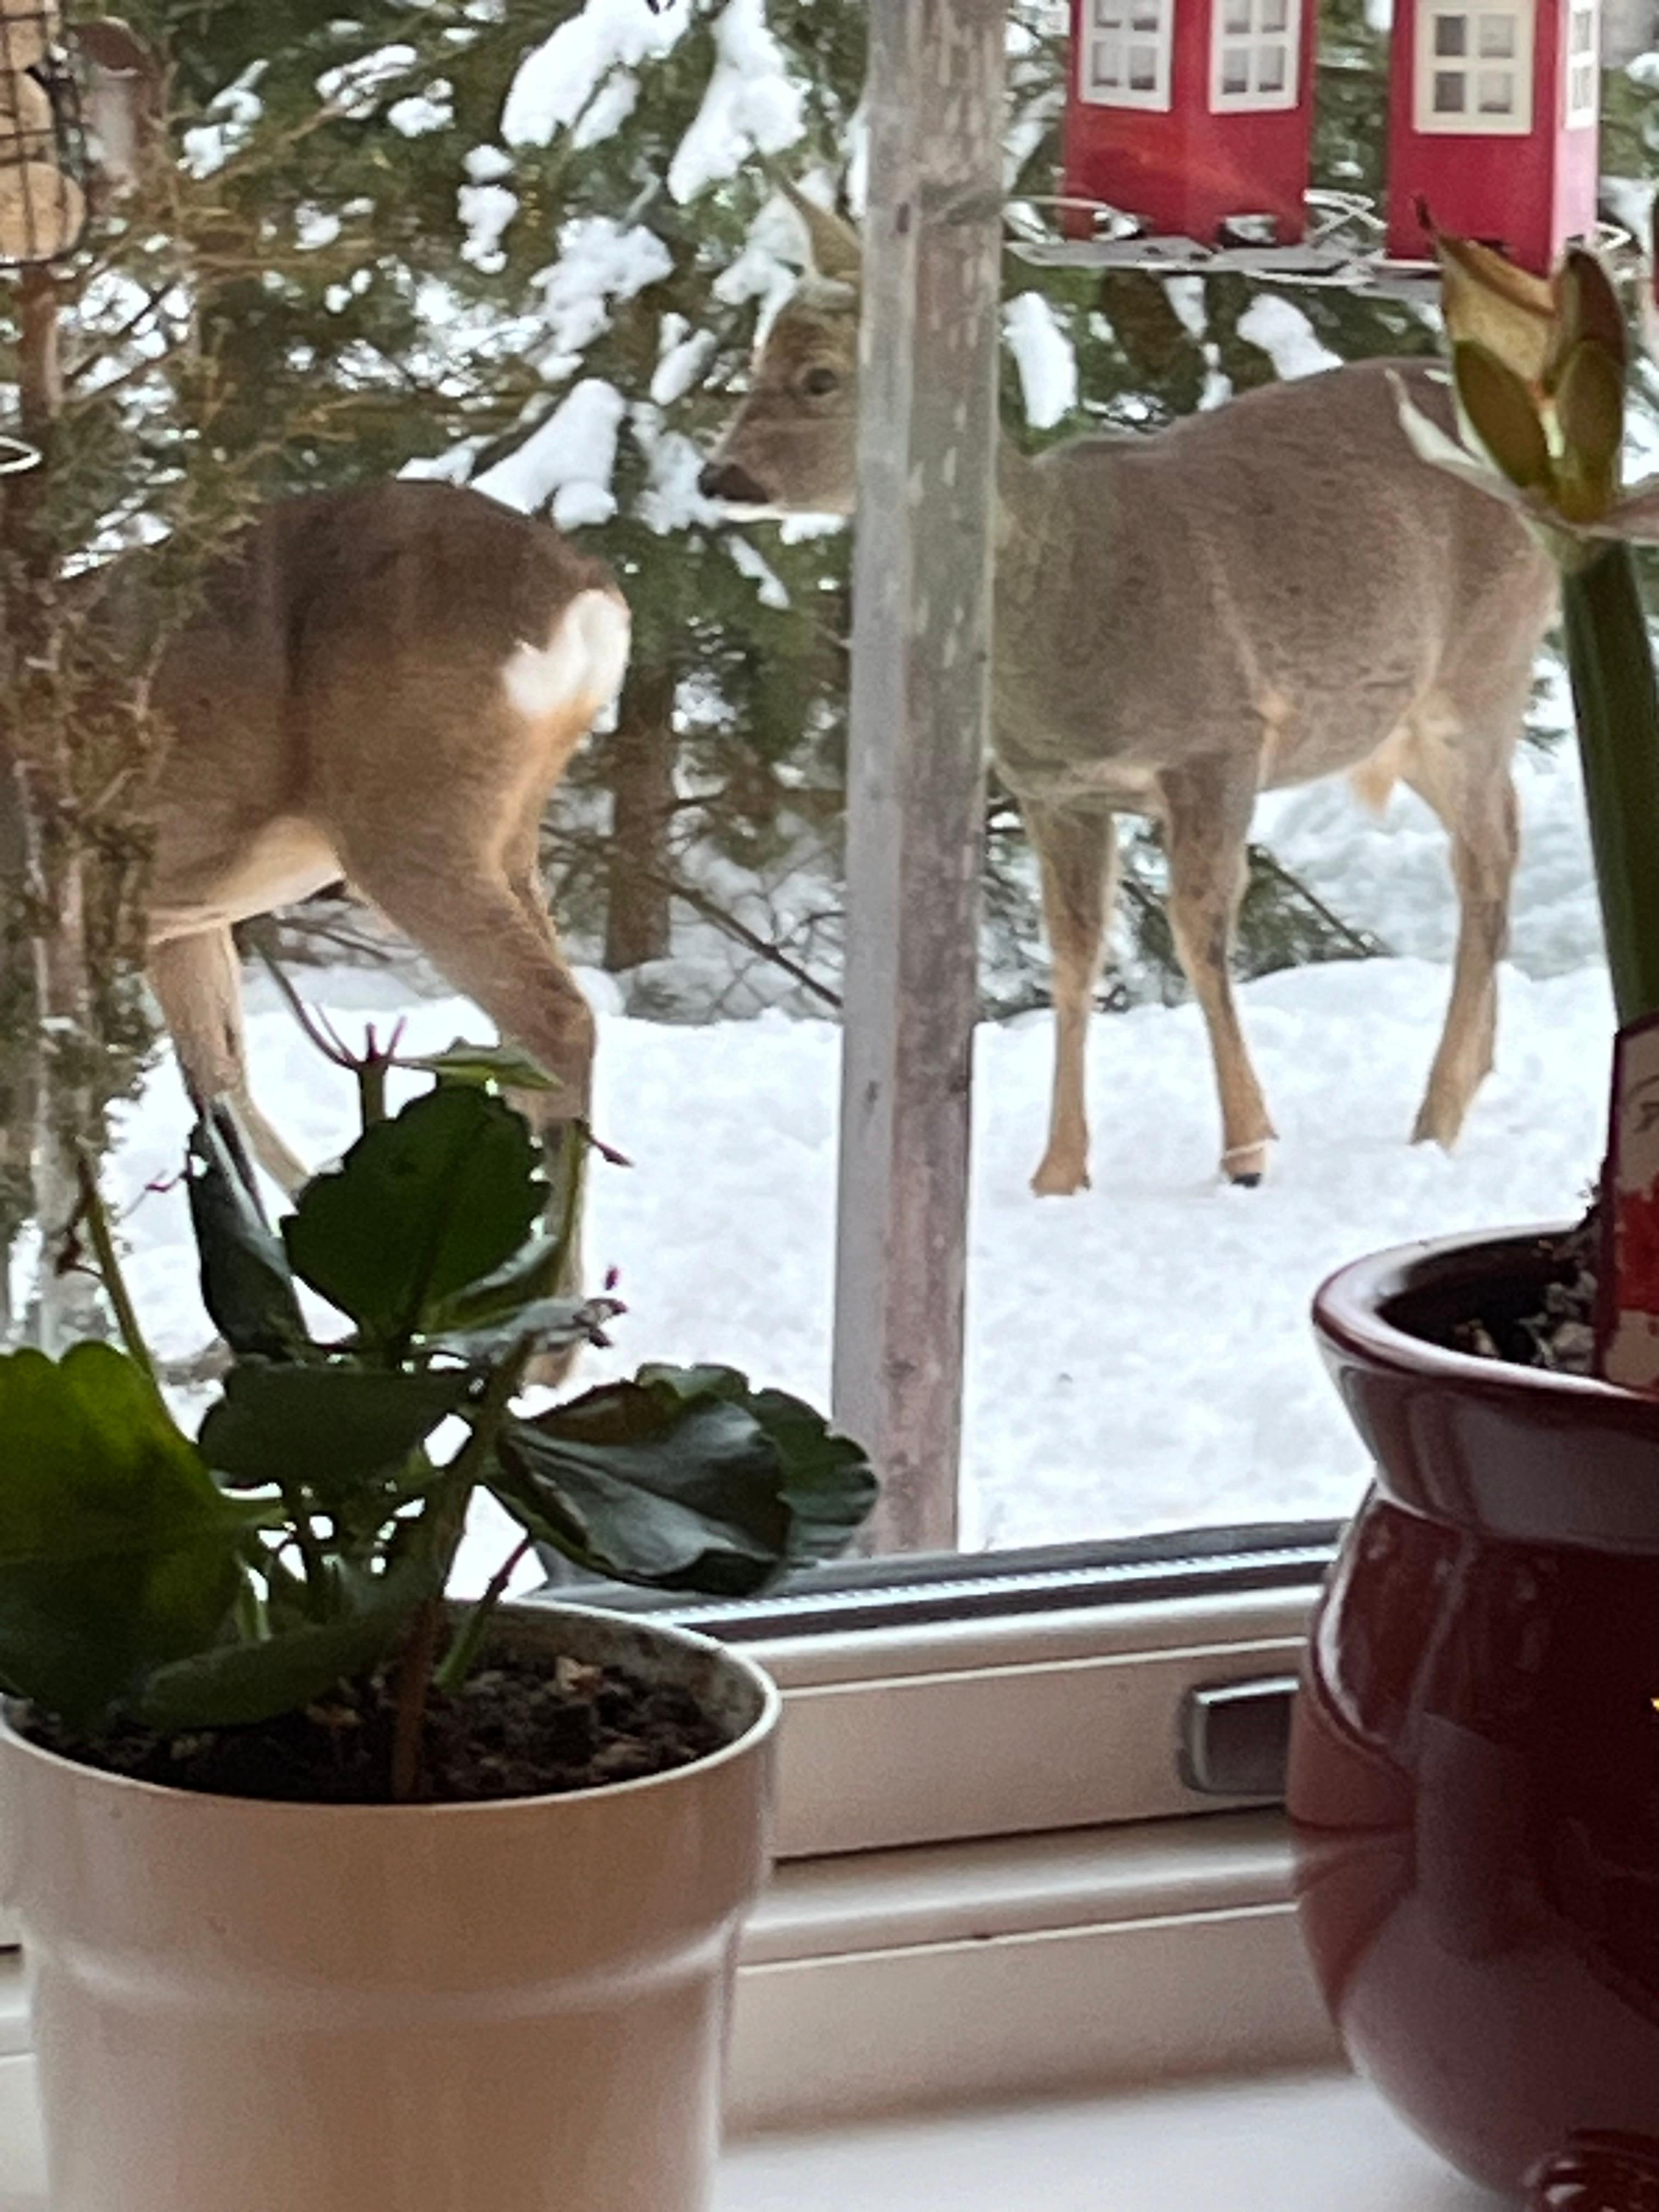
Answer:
top-left (1237, 296), bottom-right (1342, 380)
top-left (457, 181), bottom-right (518, 272)
top-left (472, 377), bottom-right (627, 527)
top-left (501, 0), bottom-right (685, 149)
top-left (101, 929), bottom-right (1612, 1581)
top-left (653, 317), bottom-right (718, 407)
top-left (667, 0), bottom-right (804, 204)
top-left (180, 63), bottom-right (267, 179)
top-left (316, 44), bottom-right (420, 118)
top-left (1164, 276), bottom-right (1208, 340)
top-left (529, 219), bottom-right (675, 371)
top-left (1004, 292), bottom-right (1078, 430)
top-left (727, 534), bottom-right (791, 607)
top-left (387, 82), bottom-right (455, 137)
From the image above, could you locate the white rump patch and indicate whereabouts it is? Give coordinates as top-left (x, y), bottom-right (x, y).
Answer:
top-left (501, 588), bottom-right (630, 722)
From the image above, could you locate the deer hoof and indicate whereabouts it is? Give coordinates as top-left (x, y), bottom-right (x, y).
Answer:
top-left (1031, 1155), bottom-right (1090, 1198)
top-left (1221, 1143), bottom-right (1270, 1187)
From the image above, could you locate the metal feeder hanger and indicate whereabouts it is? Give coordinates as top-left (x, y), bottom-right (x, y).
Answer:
top-left (0, 0), bottom-right (88, 267)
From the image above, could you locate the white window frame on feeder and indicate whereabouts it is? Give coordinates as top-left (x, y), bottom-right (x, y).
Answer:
top-left (1080, 0), bottom-right (1176, 112)
top-left (1413, 0), bottom-right (1537, 133)
top-left (1564, 0), bottom-right (1599, 126)
top-left (1210, 0), bottom-right (1303, 112)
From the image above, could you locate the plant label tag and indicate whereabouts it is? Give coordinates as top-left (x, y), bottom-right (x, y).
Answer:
top-left (1600, 1012), bottom-right (1659, 1391)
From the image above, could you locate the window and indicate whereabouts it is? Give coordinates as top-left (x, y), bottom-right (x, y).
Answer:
top-left (1211, 0), bottom-right (1302, 111)
top-left (1081, 0), bottom-right (1175, 111)
top-left (1414, 0), bottom-right (1536, 130)
top-left (1565, 0), bottom-right (1599, 125)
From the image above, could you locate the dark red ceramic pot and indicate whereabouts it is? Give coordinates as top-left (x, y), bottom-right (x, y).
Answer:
top-left (1290, 1226), bottom-right (1659, 2210)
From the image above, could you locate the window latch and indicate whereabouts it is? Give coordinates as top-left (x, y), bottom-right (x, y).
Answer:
top-left (1179, 1673), bottom-right (1299, 1799)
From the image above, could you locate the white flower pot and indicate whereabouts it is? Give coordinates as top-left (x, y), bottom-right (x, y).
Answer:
top-left (0, 1602), bottom-right (780, 2212)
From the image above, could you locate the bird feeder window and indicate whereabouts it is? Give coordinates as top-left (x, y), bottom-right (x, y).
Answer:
top-left (1565, 0), bottom-right (1599, 124)
top-left (0, 0), bottom-right (86, 263)
top-left (1415, 0), bottom-right (1535, 131)
top-left (1210, 0), bottom-right (1303, 110)
top-left (1081, 0), bottom-right (1174, 112)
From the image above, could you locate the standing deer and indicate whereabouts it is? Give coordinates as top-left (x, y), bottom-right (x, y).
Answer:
top-left (92, 479), bottom-right (628, 1206)
top-left (700, 191), bottom-right (1559, 1192)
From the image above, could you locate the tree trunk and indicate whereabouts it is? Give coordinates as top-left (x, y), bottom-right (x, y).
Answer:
top-left (3, 265), bottom-right (102, 1348)
top-left (602, 662), bottom-right (676, 974)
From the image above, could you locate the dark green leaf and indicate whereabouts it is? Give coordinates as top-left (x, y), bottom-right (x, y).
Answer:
top-left (490, 1383), bottom-right (792, 1596)
top-left (746, 1389), bottom-right (877, 1566)
top-left (0, 1346), bottom-right (258, 1728)
top-left (281, 1085), bottom-right (544, 1344)
top-left (424, 1295), bottom-right (621, 1364)
top-left (187, 1116), bottom-right (311, 1360)
top-left (634, 1366), bottom-right (877, 1566)
top-left (199, 1362), bottom-right (471, 1503)
top-left (138, 1552), bottom-right (438, 1731)
top-left (420, 1223), bottom-right (590, 1341)
top-left (406, 1040), bottom-right (561, 1092)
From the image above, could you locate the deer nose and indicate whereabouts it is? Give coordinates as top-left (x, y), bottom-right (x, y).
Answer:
top-left (699, 459), bottom-right (771, 505)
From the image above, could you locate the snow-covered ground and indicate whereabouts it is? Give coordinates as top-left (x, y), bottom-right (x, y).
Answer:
top-left (94, 731), bottom-right (1610, 1575)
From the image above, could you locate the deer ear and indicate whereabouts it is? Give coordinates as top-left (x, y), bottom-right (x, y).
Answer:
top-left (773, 174), bottom-right (862, 287)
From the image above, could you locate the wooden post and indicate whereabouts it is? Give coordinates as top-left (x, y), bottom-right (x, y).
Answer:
top-left (4, 263), bottom-right (101, 1348)
top-left (830, 0), bottom-right (1006, 1554)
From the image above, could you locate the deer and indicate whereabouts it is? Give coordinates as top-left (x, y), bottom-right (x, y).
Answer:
top-left (75, 477), bottom-right (628, 1227)
top-left (699, 187), bottom-right (1560, 1194)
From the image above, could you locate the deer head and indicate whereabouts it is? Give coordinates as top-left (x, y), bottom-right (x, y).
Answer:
top-left (699, 180), bottom-right (862, 517)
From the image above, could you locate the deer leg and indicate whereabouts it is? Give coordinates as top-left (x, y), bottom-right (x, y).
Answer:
top-left (1160, 760), bottom-right (1276, 1186)
top-left (338, 840), bottom-right (596, 1128)
top-left (148, 927), bottom-right (310, 1195)
top-left (1404, 731), bottom-right (1520, 1149)
top-left (337, 840), bottom-right (596, 1385)
top-left (1022, 799), bottom-right (1117, 1197)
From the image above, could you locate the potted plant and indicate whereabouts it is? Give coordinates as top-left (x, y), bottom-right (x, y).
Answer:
top-left (0, 1045), bottom-right (876, 2212)
top-left (1287, 233), bottom-right (1659, 2210)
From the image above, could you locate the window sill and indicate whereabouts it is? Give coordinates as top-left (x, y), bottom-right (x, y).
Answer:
top-left (718, 2071), bottom-right (1496, 2209)
top-left (0, 2053), bottom-right (1491, 2211)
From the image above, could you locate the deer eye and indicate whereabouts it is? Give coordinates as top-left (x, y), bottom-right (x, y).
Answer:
top-left (801, 365), bottom-right (840, 398)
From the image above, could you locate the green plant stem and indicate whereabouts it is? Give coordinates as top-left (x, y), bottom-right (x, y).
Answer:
top-left (358, 1057), bottom-right (388, 1127)
top-left (387, 1335), bottom-right (538, 1801)
top-left (1561, 541), bottom-right (1659, 1029)
top-left (433, 1534), bottom-right (535, 1695)
top-left (278, 1483), bottom-right (329, 1605)
top-left (72, 1154), bottom-right (154, 1383)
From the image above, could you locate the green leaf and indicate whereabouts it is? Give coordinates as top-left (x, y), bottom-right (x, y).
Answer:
top-left (422, 1295), bottom-right (621, 1365)
top-left (634, 1365), bottom-right (878, 1566)
top-left (199, 1362), bottom-right (471, 1504)
top-left (490, 1383), bottom-right (793, 1596)
top-left (187, 1116), bottom-right (311, 1360)
top-left (1452, 341), bottom-right (1550, 492)
top-left (421, 1230), bottom-right (587, 1340)
top-left (405, 1040), bottom-right (561, 1092)
top-left (138, 1552), bottom-right (439, 1731)
top-left (1554, 338), bottom-right (1625, 523)
top-left (281, 1085), bottom-right (544, 1345)
top-left (748, 1389), bottom-right (878, 1565)
top-left (0, 1345), bottom-right (257, 1728)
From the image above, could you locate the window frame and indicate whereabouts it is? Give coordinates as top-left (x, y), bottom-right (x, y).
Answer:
top-left (1079, 0), bottom-right (1177, 113)
top-left (1413, 0), bottom-right (1537, 133)
top-left (1209, 0), bottom-right (1304, 114)
top-left (1564, 0), bottom-right (1599, 126)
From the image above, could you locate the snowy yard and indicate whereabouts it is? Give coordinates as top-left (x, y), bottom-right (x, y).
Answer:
top-left (97, 728), bottom-right (1610, 1571)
